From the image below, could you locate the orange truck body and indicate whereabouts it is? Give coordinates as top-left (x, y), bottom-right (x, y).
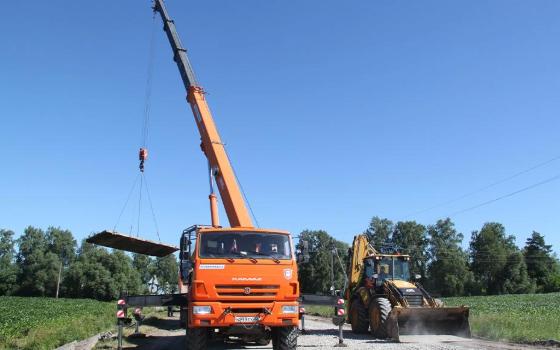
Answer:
top-left (180, 227), bottom-right (300, 329)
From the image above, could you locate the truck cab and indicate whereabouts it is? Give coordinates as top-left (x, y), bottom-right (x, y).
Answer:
top-left (179, 225), bottom-right (300, 345)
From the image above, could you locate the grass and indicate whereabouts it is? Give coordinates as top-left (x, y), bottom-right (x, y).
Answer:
top-left (0, 296), bottom-right (114, 350)
top-left (304, 293), bottom-right (560, 343)
top-left (444, 293), bottom-right (560, 343)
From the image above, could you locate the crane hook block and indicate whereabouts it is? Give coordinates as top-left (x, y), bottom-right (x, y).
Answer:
top-left (139, 148), bottom-right (148, 172)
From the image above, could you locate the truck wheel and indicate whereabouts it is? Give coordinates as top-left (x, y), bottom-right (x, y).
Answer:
top-left (185, 326), bottom-right (208, 350)
top-left (350, 299), bottom-right (369, 333)
top-left (369, 297), bottom-right (391, 339)
top-left (272, 326), bottom-right (298, 350)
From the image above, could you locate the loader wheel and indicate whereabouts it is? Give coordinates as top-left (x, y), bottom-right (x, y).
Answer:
top-left (185, 326), bottom-right (208, 350)
top-left (272, 326), bottom-right (298, 350)
top-left (350, 299), bottom-right (369, 333)
top-left (369, 297), bottom-right (392, 339)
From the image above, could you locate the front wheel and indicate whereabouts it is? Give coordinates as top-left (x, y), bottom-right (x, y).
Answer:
top-left (271, 326), bottom-right (298, 350)
top-left (369, 297), bottom-right (392, 339)
top-left (185, 326), bottom-right (208, 350)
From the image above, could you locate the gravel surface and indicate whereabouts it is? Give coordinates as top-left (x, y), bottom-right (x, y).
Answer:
top-left (107, 315), bottom-right (552, 350)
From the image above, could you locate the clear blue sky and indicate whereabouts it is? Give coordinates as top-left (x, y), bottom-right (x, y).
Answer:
top-left (1, 0), bottom-right (559, 254)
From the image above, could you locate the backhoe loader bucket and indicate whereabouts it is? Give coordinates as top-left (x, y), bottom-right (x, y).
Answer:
top-left (387, 306), bottom-right (470, 342)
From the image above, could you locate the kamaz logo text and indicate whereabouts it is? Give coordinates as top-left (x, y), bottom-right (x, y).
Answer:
top-left (232, 277), bottom-right (262, 281)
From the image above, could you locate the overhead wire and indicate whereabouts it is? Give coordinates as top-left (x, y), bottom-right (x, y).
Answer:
top-left (143, 173), bottom-right (161, 241)
top-left (136, 175), bottom-right (144, 237)
top-left (224, 145), bottom-right (261, 227)
top-left (141, 14), bottom-right (157, 148)
top-left (447, 173), bottom-right (560, 217)
top-left (114, 15), bottom-right (160, 238)
top-left (404, 154), bottom-right (560, 219)
top-left (113, 173), bottom-right (141, 232)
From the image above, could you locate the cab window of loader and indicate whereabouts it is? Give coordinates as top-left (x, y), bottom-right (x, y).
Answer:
top-left (376, 257), bottom-right (411, 281)
top-left (199, 231), bottom-right (291, 260)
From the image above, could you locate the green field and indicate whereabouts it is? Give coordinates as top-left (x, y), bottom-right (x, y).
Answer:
top-left (445, 293), bottom-right (560, 343)
top-left (0, 297), bottom-right (114, 350)
top-left (305, 293), bottom-right (560, 343)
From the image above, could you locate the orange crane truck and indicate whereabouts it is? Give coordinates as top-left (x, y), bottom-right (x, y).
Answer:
top-left (88, 1), bottom-right (299, 348)
top-left (153, 1), bottom-right (300, 349)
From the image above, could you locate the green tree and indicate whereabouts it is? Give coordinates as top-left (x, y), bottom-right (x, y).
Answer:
top-left (64, 241), bottom-right (142, 301)
top-left (524, 232), bottom-right (560, 292)
top-left (426, 218), bottom-right (473, 296)
top-left (470, 223), bottom-right (533, 295)
top-left (0, 229), bottom-right (18, 295)
top-left (16, 226), bottom-right (60, 296)
top-left (364, 216), bottom-right (393, 249)
top-left (502, 251), bottom-right (535, 294)
top-left (392, 221), bottom-right (428, 279)
top-left (155, 254), bottom-right (179, 293)
top-left (46, 227), bottom-right (77, 298)
top-left (296, 230), bottom-right (348, 294)
top-left (133, 253), bottom-right (155, 292)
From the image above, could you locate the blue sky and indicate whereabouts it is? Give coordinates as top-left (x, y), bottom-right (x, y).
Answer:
top-left (1, 0), bottom-right (559, 254)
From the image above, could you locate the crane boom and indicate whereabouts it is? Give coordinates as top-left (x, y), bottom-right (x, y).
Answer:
top-left (153, 0), bottom-right (253, 228)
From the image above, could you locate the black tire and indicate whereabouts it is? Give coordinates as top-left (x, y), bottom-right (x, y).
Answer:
top-left (369, 297), bottom-right (392, 339)
top-left (271, 326), bottom-right (298, 350)
top-left (350, 299), bottom-right (369, 333)
top-left (185, 326), bottom-right (208, 350)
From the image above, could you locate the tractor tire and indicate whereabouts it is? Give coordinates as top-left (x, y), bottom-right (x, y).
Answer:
top-left (369, 297), bottom-right (392, 339)
top-left (185, 326), bottom-right (208, 350)
top-left (271, 326), bottom-right (298, 350)
top-left (350, 299), bottom-right (369, 333)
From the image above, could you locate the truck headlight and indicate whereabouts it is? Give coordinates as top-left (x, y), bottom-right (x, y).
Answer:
top-left (282, 305), bottom-right (298, 314)
top-left (192, 306), bottom-right (212, 315)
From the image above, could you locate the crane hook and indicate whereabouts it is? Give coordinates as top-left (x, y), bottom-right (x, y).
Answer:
top-left (139, 148), bottom-right (148, 172)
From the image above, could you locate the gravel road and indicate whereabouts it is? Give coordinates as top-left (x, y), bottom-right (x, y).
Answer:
top-left (111, 315), bottom-right (552, 350)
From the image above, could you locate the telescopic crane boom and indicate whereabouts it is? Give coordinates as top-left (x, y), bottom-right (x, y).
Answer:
top-left (153, 0), bottom-right (253, 228)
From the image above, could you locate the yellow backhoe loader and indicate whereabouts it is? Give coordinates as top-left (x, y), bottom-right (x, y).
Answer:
top-left (345, 235), bottom-right (470, 341)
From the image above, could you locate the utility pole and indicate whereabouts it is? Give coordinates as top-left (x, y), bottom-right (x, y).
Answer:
top-left (55, 260), bottom-right (62, 299)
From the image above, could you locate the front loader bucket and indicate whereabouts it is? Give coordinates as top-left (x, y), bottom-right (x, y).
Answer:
top-left (387, 306), bottom-right (471, 342)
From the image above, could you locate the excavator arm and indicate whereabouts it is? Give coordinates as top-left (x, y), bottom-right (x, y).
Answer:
top-left (153, 0), bottom-right (252, 228)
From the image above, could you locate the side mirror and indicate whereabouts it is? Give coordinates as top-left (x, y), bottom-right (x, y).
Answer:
top-left (297, 240), bottom-right (310, 263)
top-left (180, 260), bottom-right (193, 282)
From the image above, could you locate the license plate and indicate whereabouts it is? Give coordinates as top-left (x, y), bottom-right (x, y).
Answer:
top-left (234, 316), bottom-right (260, 323)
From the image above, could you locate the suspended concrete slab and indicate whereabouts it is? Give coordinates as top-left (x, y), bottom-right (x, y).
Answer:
top-left (86, 230), bottom-right (178, 257)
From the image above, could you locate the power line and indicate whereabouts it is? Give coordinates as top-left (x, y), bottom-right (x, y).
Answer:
top-left (447, 173), bottom-right (560, 217)
top-left (404, 154), bottom-right (560, 218)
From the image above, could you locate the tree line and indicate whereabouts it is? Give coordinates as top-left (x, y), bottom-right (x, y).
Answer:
top-left (1, 218), bottom-right (558, 301)
top-left (297, 217), bottom-right (560, 296)
top-left (0, 227), bottom-right (178, 301)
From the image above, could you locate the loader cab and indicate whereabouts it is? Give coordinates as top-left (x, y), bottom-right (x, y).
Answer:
top-left (365, 255), bottom-right (411, 287)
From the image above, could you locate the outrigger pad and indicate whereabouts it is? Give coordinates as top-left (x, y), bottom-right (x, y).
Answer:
top-left (86, 230), bottom-right (178, 257)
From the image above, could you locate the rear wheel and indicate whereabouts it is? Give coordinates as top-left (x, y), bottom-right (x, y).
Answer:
top-left (350, 299), bottom-right (369, 333)
top-left (369, 297), bottom-right (392, 339)
top-left (271, 326), bottom-right (298, 350)
top-left (185, 326), bottom-right (208, 350)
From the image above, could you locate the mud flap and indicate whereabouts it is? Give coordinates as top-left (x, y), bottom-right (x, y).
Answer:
top-left (388, 307), bottom-right (470, 342)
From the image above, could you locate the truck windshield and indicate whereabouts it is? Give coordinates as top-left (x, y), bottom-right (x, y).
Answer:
top-left (199, 231), bottom-right (292, 260)
top-left (377, 257), bottom-right (410, 281)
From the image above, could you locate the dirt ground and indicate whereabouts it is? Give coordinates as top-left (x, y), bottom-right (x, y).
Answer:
top-left (94, 314), bottom-right (554, 350)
